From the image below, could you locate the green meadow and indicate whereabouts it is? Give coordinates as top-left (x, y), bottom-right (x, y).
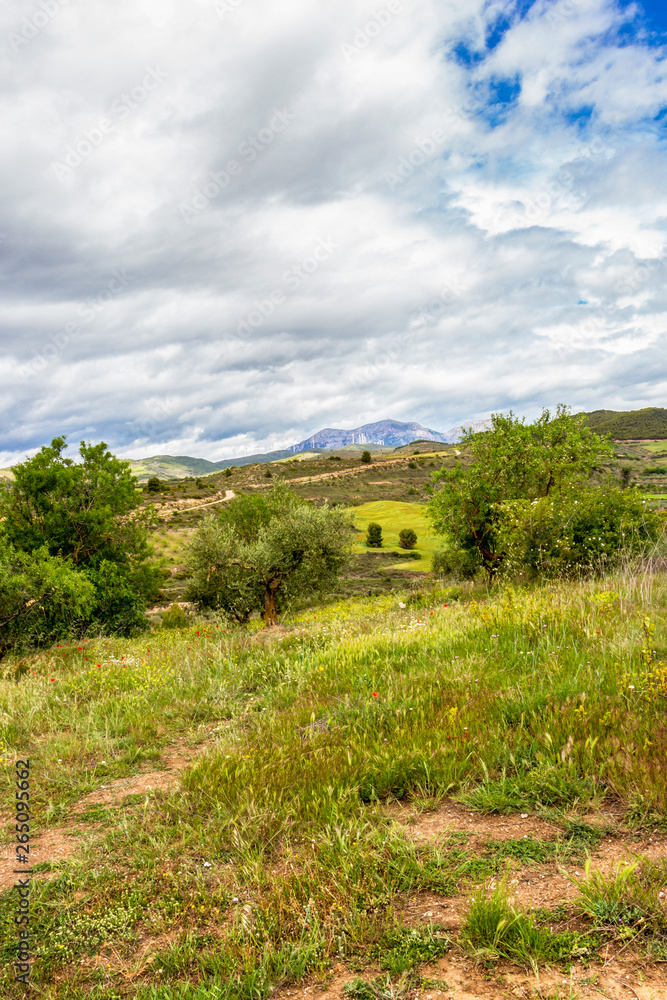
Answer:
top-left (1, 569), bottom-right (666, 997)
top-left (348, 501), bottom-right (441, 570)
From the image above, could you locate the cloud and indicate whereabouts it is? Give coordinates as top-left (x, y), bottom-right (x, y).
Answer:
top-left (0, 0), bottom-right (665, 464)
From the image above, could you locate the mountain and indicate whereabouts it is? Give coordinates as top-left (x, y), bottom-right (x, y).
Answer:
top-left (580, 407), bottom-right (667, 440)
top-left (288, 419), bottom-right (450, 451)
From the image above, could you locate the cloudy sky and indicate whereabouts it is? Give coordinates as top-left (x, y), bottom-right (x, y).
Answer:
top-left (1, 0), bottom-right (666, 464)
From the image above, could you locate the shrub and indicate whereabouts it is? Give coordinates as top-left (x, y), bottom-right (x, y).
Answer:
top-left (161, 602), bottom-right (189, 629)
top-left (398, 528), bottom-right (418, 550)
top-left (264, 468), bottom-right (273, 478)
top-left (366, 523), bottom-right (383, 548)
top-left (224, 468), bottom-right (232, 477)
top-left (146, 477), bottom-right (161, 493)
top-left (497, 486), bottom-right (662, 580)
top-left (432, 546), bottom-right (479, 581)
top-left (361, 451), bottom-right (372, 464)
top-left (328, 455), bottom-right (342, 461)
top-left (408, 461), bottom-right (417, 469)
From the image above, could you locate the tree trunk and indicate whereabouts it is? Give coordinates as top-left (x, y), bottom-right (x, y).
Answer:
top-left (264, 580), bottom-right (280, 626)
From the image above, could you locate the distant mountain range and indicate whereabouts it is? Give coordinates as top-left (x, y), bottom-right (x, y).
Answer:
top-left (124, 418), bottom-right (489, 480)
top-left (9, 409), bottom-right (660, 485)
top-left (287, 418), bottom-right (485, 451)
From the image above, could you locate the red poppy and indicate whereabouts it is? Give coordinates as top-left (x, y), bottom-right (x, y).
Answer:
top-left (372, 692), bottom-right (379, 698)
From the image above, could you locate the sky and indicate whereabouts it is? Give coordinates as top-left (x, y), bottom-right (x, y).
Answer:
top-left (1, 0), bottom-right (666, 465)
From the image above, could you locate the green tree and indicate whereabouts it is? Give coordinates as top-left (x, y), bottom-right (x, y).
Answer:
top-left (185, 483), bottom-right (352, 626)
top-left (427, 406), bottom-right (614, 580)
top-left (398, 528), bottom-right (417, 549)
top-left (146, 476), bottom-right (161, 493)
top-left (0, 436), bottom-right (160, 636)
top-left (0, 539), bottom-right (95, 658)
top-left (366, 522), bottom-right (383, 548)
top-left (361, 450), bottom-right (372, 464)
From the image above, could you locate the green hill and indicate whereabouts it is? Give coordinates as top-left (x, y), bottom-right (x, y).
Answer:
top-left (581, 407), bottom-right (667, 440)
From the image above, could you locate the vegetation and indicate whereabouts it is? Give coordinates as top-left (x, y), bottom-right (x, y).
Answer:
top-left (0, 437), bottom-right (159, 655)
top-left (427, 406), bottom-right (615, 580)
top-left (184, 483), bottom-right (353, 625)
top-left (366, 522), bottom-right (383, 548)
top-left (582, 406), bottom-right (667, 440)
top-left (1, 569), bottom-right (667, 996)
top-left (398, 528), bottom-right (417, 550)
top-left (146, 476), bottom-right (162, 493)
top-left (1, 421), bottom-right (667, 996)
top-left (361, 450), bottom-right (372, 464)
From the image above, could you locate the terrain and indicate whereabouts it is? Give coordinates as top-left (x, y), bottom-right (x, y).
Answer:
top-left (1, 571), bottom-right (667, 998)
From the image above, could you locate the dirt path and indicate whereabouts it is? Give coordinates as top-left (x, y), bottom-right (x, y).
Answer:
top-left (0, 725), bottom-right (225, 890)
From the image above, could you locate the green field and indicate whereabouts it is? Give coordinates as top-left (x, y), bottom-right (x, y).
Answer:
top-left (347, 500), bottom-right (441, 570)
top-left (1, 572), bottom-right (667, 998)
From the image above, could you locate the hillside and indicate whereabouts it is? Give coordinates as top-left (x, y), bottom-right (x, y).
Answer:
top-left (581, 406), bottom-right (667, 439)
top-left (2, 574), bottom-right (666, 998)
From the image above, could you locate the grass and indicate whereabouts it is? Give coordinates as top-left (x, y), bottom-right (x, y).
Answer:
top-left (346, 501), bottom-right (442, 570)
top-left (1, 570), bottom-right (667, 996)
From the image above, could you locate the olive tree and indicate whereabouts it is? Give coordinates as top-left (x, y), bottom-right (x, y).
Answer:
top-left (185, 483), bottom-right (353, 625)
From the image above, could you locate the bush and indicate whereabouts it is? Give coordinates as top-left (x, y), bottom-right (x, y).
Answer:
top-left (161, 602), bottom-right (189, 629)
top-left (366, 522), bottom-right (383, 548)
top-left (497, 486), bottom-right (662, 580)
top-left (361, 450), bottom-right (372, 464)
top-left (146, 477), bottom-right (161, 493)
top-left (398, 528), bottom-right (418, 549)
top-left (432, 546), bottom-right (480, 581)
top-left (224, 468), bottom-right (233, 477)
top-left (408, 461), bottom-right (417, 469)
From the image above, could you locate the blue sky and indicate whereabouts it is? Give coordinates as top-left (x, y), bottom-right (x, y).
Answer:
top-left (0, 0), bottom-right (666, 463)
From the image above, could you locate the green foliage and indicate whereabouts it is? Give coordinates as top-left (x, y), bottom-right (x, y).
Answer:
top-left (224, 467), bottom-right (233, 477)
top-left (462, 875), bottom-right (589, 966)
top-left (146, 476), bottom-right (162, 493)
top-left (185, 483), bottom-right (353, 625)
top-left (428, 406), bottom-right (614, 579)
top-left (398, 528), bottom-right (417, 550)
top-left (366, 522), bottom-right (383, 548)
top-left (361, 450), bottom-right (372, 464)
top-left (569, 856), bottom-right (667, 940)
top-left (432, 546), bottom-right (479, 580)
top-left (160, 602), bottom-right (190, 629)
top-left (497, 487), bottom-right (661, 580)
top-left (0, 539), bottom-right (95, 657)
top-left (582, 406), bottom-right (667, 441)
top-left (0, 437), bottom-right (159, 651)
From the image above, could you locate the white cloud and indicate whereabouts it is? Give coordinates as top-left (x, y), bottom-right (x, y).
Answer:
top-left (0, 0), bottom-right (666, 463)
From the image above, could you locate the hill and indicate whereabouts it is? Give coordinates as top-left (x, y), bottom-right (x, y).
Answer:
top-left (581, 407), bottom-right (667, 440)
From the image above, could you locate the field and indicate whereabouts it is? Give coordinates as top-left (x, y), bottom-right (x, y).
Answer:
top-left (348, 502), bottom-right (441, 571)
top-left (1, 568), bottom-right (667, 999)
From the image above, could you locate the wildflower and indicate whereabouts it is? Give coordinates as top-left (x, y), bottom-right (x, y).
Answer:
top-left (372, 692), bottom-right (379, 698)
